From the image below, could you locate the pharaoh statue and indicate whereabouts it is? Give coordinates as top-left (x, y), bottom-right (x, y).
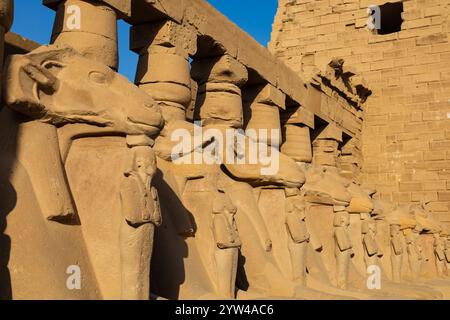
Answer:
top-left (404, 226), bottom-right (424, 279)
top-left (280, 105), bottom-right (324, 258)
top-left (416, 232), bottom-right (427, 271)
top-left (148, 52), bottom-right (310, 299)
top-left (333, 211), bottom-right (354, 289)
top-left (380, 204), bottom-right (416, 283)
top-left (119, 136), bottom-right (162, 299)
top-left (445, 234), bottom-right (450, 273)
top-left (296, 125), bottom-right (361, 296)
top-left (362, 201), bottom-right (443, 299)
top-left (284, 188), bottom-right (310, 286)
top-left (434, 232), bottom-right (447, 278)
top-left (300, 163), bottom-right (352, 281)
top-left (191, 58), bottom-right (315, 299)
top-left (390, 224), bottom-right (404, 283)
top-left (361, 219), bottom-right (383, 269)
top-left (413, 200), bottom-right (448, 279)
top-left (211, 191), bottom-right (242, 298)
top-left (345, 182), bottom-right (375, 277)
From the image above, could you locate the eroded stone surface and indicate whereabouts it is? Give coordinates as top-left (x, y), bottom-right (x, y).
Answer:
top-left (1, 0), bottom-right (450, 301)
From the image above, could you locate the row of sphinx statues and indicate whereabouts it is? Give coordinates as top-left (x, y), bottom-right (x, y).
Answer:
top-left (0, 0), bottom-right (449, 300)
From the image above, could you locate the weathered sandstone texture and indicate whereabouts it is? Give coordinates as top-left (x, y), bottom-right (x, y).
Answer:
top-left (0, 0), bottom-right (449, 300)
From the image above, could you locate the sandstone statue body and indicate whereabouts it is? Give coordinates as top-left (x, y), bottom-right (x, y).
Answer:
top-left (1, 0), bottom-right (450, 301)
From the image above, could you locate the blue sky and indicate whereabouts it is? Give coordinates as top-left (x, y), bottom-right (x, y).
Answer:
top-left (11, 0), bottom-right (277, 81)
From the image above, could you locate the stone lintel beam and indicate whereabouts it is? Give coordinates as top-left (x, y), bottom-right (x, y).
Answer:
top-left (44, 0), bottom-right (184, 23)
top-left (43, 0), bottom-right (130, 19)
top-left (243, 84), bottom-right (286, 110)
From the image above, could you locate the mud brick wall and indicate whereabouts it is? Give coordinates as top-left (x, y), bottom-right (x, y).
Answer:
top-left (270, 0), bottom-right (450, 224)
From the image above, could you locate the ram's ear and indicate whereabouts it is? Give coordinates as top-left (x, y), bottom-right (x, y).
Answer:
top-left (23, 62), bottom-right (60, 94)
top-left (3, 54), bottom-right (62, 117)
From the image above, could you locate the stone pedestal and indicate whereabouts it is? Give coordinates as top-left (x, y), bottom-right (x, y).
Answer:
top-left (192, 54), bottom-right (247, 129)
top-left (243, 84), bottom-right (285, 147)
top-left (282, 125), bottom-right (312, 163)
top-left (313, 124), bottom-right (342, 168)
top-left (133, 21), bottom-right (196, 123)
top-left (50, 0), bottom-right (118, 69)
